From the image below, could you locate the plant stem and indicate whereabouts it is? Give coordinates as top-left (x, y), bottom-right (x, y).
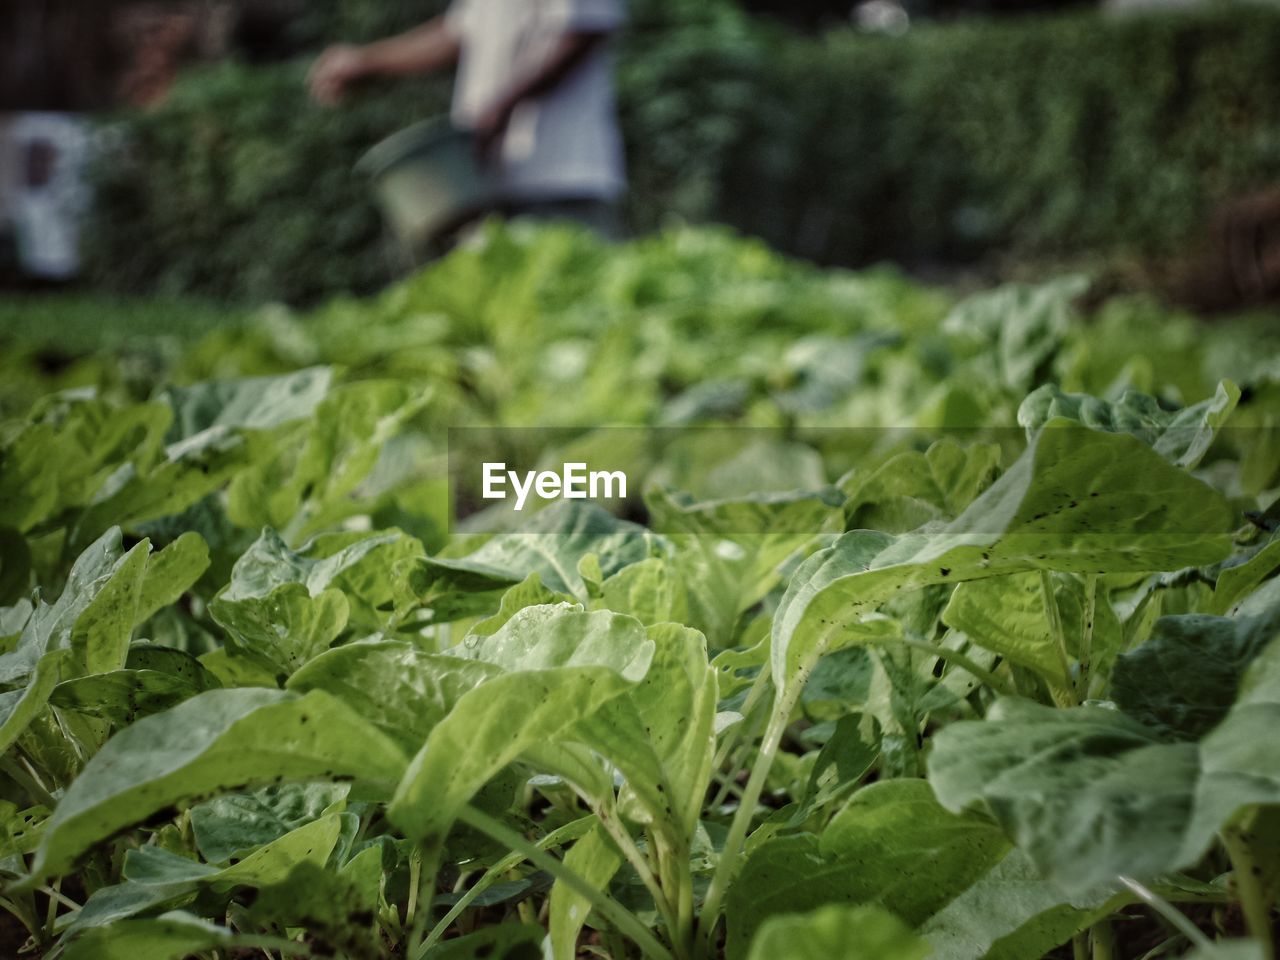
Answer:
top-left (885, 638), bottom-right (1016, 697)
top-left (1080, 573), bottom-right (1097, 699)
top-left (709, 769), bottom-right (746, 803)
top-left (455, 805), bottom-right (674, 960)
top-left (405, 847), bottom-right (422, 929)
top-left (1091, 917), bottom-right (1116, 960)
top-left (597, 807), bottom-right (681, 948)
top-left (1118, 875), bottom-right (1213, 953)
top-left (42, 877), bottom-right (71, 940)
top-left (405, 842), bottom-right (442, 960)
top-left (708, 663), bottom-right (773, 810)
top-left (653, 832), bottom-right (695, 960)
top-left (40, 883), bottom-right (79, 913)
top-left (1073, 933), bottom-right (1089, 960)
top-left (419, 816), bottom-right (596, 956)
top-left (1040, 570), bottom-right (1078, 705)
top-left (1221, 821), bottom-right (1276, 960)
top-left (700, 643), bottom-right (822, 954)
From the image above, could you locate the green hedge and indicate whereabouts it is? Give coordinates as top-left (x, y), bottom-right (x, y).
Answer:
top-left (84, 65), bottom-right (452, 304)
top-left (82, 3), bottom-right (1280, 302)
top-left (720, 6), bottom-right (1280, 267)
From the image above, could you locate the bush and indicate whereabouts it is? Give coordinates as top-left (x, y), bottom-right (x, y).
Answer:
top-left (85, 63), bottom-right (452, 303)
top-left (82, 3), bottom-right (1280, 302)
top-left (719, 6), bottom-right (1280, 268)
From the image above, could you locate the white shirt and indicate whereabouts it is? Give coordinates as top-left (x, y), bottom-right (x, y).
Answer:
top-left (10, 112), bottom-right (91, 279)
top-left (445, 0), bottom-right (627, 202)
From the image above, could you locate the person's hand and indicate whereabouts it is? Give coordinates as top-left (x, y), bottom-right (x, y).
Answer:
top-left (472, 97), bottom-right (516, 161)
top-left (308, 45), bottom-right (367, 105)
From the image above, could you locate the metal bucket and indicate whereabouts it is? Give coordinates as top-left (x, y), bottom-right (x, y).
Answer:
top-left (356, 117), bottom-right (495, 254)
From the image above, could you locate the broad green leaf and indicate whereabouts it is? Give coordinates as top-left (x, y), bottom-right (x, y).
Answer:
top-left (0, 598), bottom-right (32, 641)
top-left (26, 688), bottom-right (408, 883)
top-left (942, 571), bottom-right (1122, 693)
top-left (1018, 381), bottom-right (1241, 469)
top-left (0, 803), bottom-right (47, 870)
top-left (391, 609), bottom-right (652, 845)
top-left (929, 640), bottom-right (1280, 893)
top-left (548, 825), bottom-right (623, 960)
top-left (390, 665), bottom-right (642, 845)
top-left (470, 572), bottom-right (574, 636)
top-left (928, 698), bottom-right (1198, 892)
top-left (840, 439), bottom-right (1002, 533)
top-left (943, 276), bottom-right (1088, 392)
top-left (288, 640), bottom-right (499, 753)
top-left (745, 903), bottom-right (928, 960)
top-left (770, 334), bottom-right (899, 415)
top-left (0, 528), bottom-right (158, 686)
top-left (772, 424), bottom-right (1233, 691)
top-left (74, 426), bottom-right (252, 548)
top-left (190, 782), bottom-right (351, 862)
top-left (1112, 607), bottom-right (1280, 739)
top-left (70, 815), bottom-right (345, 933)
top-left (198, 645), bottom-right (280, 689)
top-left (520, 740), bottom-right (616, 804)
top-left (245, 859), bottom-right (382, 959)
top-left (1212, 534), bottom-right (1280, 616)
top-left (72, 536), bottom-right (150, 676)
top-left (50, 667), bottom-right (208, 725)
top-left (0, 529), bottom-right (137, 681)
top-left (159, 367), bottom-right (332, 442)
top-left (211, 583), bottom-right (349, 675)
top-left (645, 484), bottom-right (841, 643)
top-left (920, 847), bottom-right (1125, 960)
top-left (452, 604), bottom-right (653, 679)
top-left (592, 556), bottom-right (689, 625)
top-left (801, 647), bottom-right (877, 719)
top-left (647, 435), bottom-right (829, 501)
top-left (133, 816), bottom-right (340, 888)
top-left (124, 643), bottom-right (220, 689)
top-left (226, 379), bottom-right (427, 540)
top-left (798, 712), bottom-right (880, 814)
top-left (576, 622), bottom-right (718, 835)
top-left (413, 501), bottom-right (663, 606)
top-left (726, 780), bottom-right (1009, 958)
top-left (645, 484), bottom-right (842, 541)
top-left (0, 395), bottom-right (169, 534)
top-left (63, 911), bottom-right (301, 960)
top-left (339, 843), bottom-right (385, 915)
top-left (134, 532), bottom-right (210, 624)
top-left (216, 526), bottom-right (423, 629)
top-left (0, 650), bottom-right (68, 754)
top-left (1189, 637), bottom-right (1280, 856)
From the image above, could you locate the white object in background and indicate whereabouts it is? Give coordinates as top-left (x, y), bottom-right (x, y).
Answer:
top-left (853, 0), bottom-right (909, 35)
top-left (445, 0), bottom-right (628, 203)
top-left (11, 112), bottom-right (92, 279)
top-left (0, 117), bottom-right (17, 237)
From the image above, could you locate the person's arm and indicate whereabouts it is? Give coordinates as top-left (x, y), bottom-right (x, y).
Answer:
top-left (471, 29), bottom-right (609, 153)
top-left (308, 16), bottom-right (461, 105)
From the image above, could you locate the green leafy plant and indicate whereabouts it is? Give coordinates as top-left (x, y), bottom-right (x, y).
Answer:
top-left (1, 225), bottom-right (1278, 959)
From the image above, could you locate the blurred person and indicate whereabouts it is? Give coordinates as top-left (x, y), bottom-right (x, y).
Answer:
top-left (9, 113), bottom-right (92, 281)
top-left (308, 0), bottom-right (628, 239)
